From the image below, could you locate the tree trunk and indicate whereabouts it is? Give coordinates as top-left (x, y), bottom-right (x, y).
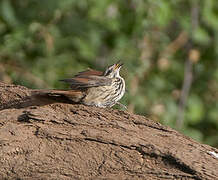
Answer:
top-left (0, 82), bottom-right (217, 180)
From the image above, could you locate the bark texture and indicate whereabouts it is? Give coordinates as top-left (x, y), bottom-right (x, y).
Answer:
top-left (0, 82), bottom-right (217, 180)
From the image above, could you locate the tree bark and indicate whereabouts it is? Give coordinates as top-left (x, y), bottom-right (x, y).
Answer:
top-left (0, 82), bottom-right (217, 180)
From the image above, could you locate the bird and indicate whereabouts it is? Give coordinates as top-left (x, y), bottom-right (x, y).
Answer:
top-left (32, 62), bottom-right (126, 108)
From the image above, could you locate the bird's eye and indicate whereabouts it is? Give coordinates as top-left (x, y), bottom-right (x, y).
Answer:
top-left (104, 69), bottom-right (112, 76)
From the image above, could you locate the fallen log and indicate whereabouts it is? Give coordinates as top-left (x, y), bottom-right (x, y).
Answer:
top-left (0, 82), bottom-right (217, 180)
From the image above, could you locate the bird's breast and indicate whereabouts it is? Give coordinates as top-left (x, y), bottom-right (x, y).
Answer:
top-left (82, 77), bottom-right (125, 107)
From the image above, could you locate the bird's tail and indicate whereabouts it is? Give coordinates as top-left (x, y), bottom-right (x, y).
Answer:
top-left (31, 89), bottom-right (84, 103)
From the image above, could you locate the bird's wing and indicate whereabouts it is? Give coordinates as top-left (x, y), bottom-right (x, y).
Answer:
top-left (74, 69), bottom-right (103, 77)
top-left (60, 75), bottom-right (111, 89)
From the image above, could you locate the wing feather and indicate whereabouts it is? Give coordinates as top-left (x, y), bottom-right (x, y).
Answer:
top-left (60, 75), bottom-right (111, 89)
top-left (75, 69), bottom-right (103, 77)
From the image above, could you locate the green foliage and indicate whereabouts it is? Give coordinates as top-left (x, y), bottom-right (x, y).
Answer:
top-left (0, 0), bottom-right (217, 147)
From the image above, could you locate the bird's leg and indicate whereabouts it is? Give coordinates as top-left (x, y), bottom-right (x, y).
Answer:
top-left (116, 102), bottom-right (127, 110)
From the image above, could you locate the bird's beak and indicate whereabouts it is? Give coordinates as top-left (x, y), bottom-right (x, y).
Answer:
top-left (114, 62), bottom-right (123, 70)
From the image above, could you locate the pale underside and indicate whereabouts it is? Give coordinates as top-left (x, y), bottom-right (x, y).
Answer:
top-left (82, 77), bottom-right (125, 108)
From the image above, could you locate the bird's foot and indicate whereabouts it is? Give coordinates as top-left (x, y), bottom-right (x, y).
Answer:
top-left (116, 102), bottom-right (127, 110)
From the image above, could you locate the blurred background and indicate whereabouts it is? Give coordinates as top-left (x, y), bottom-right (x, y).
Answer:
top-left (0, 0), bottom-right (217, 147)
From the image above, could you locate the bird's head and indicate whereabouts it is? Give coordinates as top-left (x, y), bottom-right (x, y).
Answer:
top-left (103, 61), bottom-right (123, 78)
